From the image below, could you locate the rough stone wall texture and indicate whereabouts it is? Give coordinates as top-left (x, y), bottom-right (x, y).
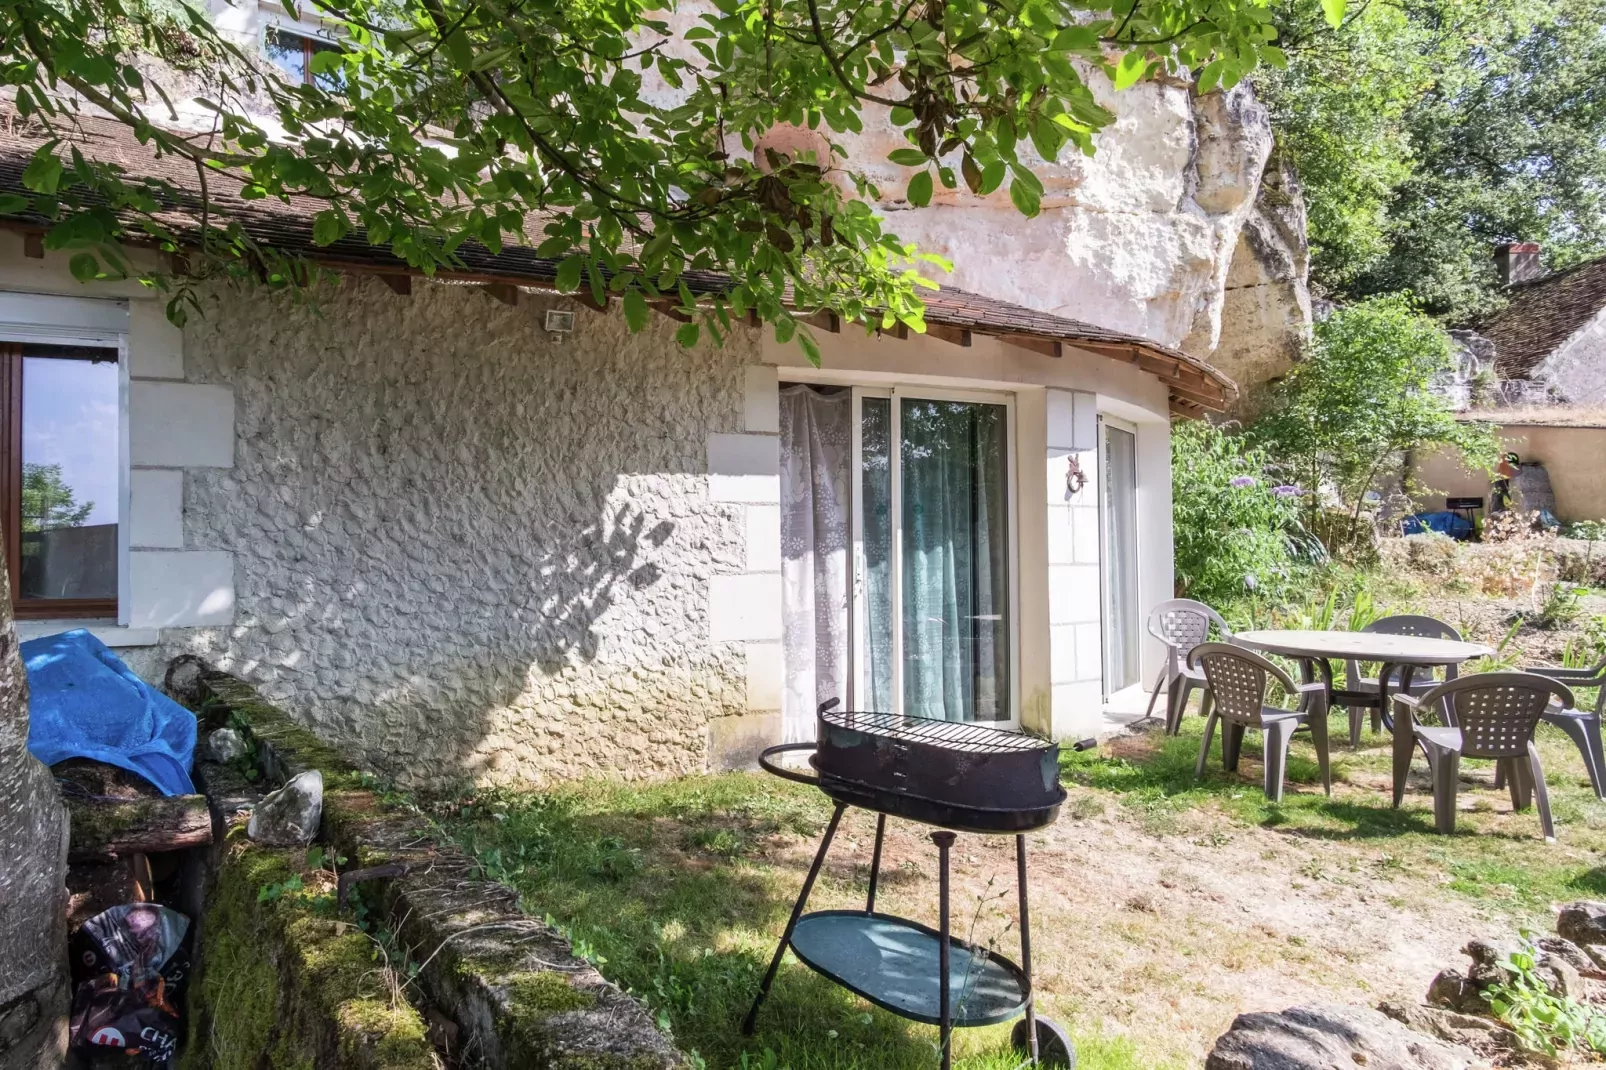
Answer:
top-left (769, 76), bottom-right (1309, 393)
top-left (1540, 304), bottom-right (1606, 405)
top-left (160, 276), bottom-right (755, 787)
top-left (0, 566), bottom-right (71, 1068)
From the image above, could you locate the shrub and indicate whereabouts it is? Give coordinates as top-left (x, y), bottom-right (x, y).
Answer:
top-left (1248, 295), bottom-right (1498, 557)
top-left (1172, 420), bottom-right (1312, 609)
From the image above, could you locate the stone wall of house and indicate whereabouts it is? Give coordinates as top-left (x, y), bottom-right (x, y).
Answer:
top-left (1539, 305), bottom-right (1606, 405)
top-left (154, 276), bottom-right (761, 787)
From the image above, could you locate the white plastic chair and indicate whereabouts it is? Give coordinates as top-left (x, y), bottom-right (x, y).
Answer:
top-left (1138, 598), bottom-right (1233, 736)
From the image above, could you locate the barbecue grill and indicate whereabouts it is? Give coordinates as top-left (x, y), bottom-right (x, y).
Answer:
top-left (744, 700), bottom-right (1075, 1069)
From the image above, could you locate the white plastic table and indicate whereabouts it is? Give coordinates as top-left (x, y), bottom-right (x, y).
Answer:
top-left (1232, 630), bottom-right (1493, 807)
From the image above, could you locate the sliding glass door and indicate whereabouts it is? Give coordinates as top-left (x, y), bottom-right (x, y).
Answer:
top-left (851, 389), bottom-right (1013, 724)
top-left (781, 383), bottom-right (1015, 735)
top-left (1101, 418), bottom-right (1140, 694)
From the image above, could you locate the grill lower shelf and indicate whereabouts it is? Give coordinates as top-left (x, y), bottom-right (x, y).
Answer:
top-left (788, 911), bottom-right (1030, 1027)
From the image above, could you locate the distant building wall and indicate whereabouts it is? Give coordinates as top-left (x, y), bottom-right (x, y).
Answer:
top-left (1411, 424), bottom-right (1606, 523)
top-left (1540, 305), bottom-right (1606, 405)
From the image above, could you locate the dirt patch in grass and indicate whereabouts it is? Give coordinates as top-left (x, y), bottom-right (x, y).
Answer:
top-left (430, 715), bottom-right (1606, 1070)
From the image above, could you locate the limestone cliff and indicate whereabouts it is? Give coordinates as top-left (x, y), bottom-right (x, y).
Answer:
top-left (781, 76), bottom-right (1312, 401)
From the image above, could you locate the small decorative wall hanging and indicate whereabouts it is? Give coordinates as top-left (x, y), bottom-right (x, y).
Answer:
top-left (1065, 455), bottom-right (1087, 499)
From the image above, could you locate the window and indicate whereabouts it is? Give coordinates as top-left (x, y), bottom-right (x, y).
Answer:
top-left (265, 25), bottom-right (344, 89)
top-left (0, 343), bottom-right (121, 617)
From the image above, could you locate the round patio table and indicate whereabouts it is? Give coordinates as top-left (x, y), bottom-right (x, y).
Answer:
top-left (1231, 630), bottom-right (1493, 808)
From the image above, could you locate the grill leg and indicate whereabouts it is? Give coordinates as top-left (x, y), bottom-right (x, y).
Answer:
top-left (865, 813), bottom-right (887, 914)
top-left (1017, 834), bottom-right (1040, 1064)
top-left (742, 802), bottom-right (847, 1036)
top-left (934, 830), bottom-right (956, 1070)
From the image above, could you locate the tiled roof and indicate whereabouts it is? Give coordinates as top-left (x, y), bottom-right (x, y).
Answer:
top-left (0, 110), bottom-right (1232, 413)
top-left (1477, 257), bottom-right (1606, 380)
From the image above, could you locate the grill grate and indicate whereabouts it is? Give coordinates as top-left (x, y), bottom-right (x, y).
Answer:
top-left (822, 709), bottom-right (1051, 755)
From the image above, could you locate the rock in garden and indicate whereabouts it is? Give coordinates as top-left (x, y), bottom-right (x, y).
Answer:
top-left (1205, 1003), bottom-right (1486, 1070)
top-left (1557, 901), bottom-right (1606, 947)
top-left (1377, 1001), bottom-right (1520, 1059)
top-left (208, 727), bottom-right (247, 764)
top-left (1535, 935), bottom-right (1594, 976)
top-left (247, 770), bottom-right (323, 846)
top-left (1444, 937), bottom-right (1581, 1004)
top-left (1465, 937), bottom-right (1582, 1000)
top-left (1428, 969), bottom-right (1489, 1015)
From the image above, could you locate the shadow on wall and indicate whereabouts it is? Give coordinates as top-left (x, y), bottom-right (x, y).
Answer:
top-left (170, 276), bottom-right (756, 788)
top-left (531, 507), bottom-right (673, 674)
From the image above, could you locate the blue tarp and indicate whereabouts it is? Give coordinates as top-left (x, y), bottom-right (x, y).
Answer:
top-left (1401, 511), bottom-right (1475, 539)
top-left (23, 629), bottom-right (196, 796)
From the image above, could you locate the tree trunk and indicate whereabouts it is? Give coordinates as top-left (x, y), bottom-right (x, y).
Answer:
top-left (0, 566), bottom-right (70, 1067)
top-left (65, 793), bottom-right (212, 860)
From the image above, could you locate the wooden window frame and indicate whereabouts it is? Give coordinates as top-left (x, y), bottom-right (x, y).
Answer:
top-left (0, 342), bottom-right (119, 620)
top-left (265, 26), bottom-right (341, 86)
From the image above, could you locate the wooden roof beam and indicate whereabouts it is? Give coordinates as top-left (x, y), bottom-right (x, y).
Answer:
top-left (999, 333), bottom-right (1062, 359)
top-left (483, 283), bottom-right (519, 305)
top-left (652, 300), bottom-right (692, 323)
top-left (379, 273), bottom-right (411, 296)
top-left (927, 323), bottom-right (972, 348)
top-left (803, 310), bottom-right (840, 333)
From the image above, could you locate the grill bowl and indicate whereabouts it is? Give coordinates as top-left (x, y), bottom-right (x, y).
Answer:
top-left (810, 707), bottom-right (1065, 833)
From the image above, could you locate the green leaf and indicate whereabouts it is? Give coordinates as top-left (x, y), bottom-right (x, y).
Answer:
top-left (1113, 50), bottom-right (1148, 91)
top-left (0, 194), bottom-right (29, 215)
top-left (623, 289), bottom-right (649, 333)
top-left (906, 170), bottom-right (933, 207)
top-left (980, 159), bottom-right (1006, 195)
top-left (68, 252), bottom-right (99, 282)
top-left (1196, 60), bottom-right (1224, 95)
top-left (887, 148), bottom-right (928, 166)
top-left (1052, 26), bottom-right (1099, 51)
top-left (1321, 0), bottom-right (1346, 27)
top-left (674, 321), bottom-right (700, 347)
top-left (311, 210), bottom-right (347, 247)
top-left (555, 255), bottom-right (584, 293)
top-left (1009, 177), bottom-right (1041, 217)
top-left (22, 149), bottom-right (62, 195)
top-left (889, 107), bottom-right (916, 126)
top-left (798, 329), bottom-right (821, 366)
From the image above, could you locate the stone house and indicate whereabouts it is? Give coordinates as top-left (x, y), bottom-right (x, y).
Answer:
top-left (1407, 244), bottom-right (1606, 525)
top-left (1478, 242), bottom-right (1606, 407)
top-left (0, 2), bottom-right (1293, 788)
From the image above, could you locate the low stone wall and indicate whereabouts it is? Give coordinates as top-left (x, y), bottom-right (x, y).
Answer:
top-left (174, 660), bottom-right (683, 1070)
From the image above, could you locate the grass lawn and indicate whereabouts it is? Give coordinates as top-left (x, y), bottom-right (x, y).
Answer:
top-left (429, 712), bottom-right (1606, 1070)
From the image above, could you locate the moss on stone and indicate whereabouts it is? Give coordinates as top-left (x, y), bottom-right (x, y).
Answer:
top-left (504, 970), bottom-right (595, 1016)
top-left (199, 673), bottom-right (361, 783)
top-left (182, 827), bottom-right (435, 1070)
top-left (336, 999), bottom-right (437, 1070)
top-left (287, 919), bottom-right (378, 1008)
top-left (181, 835), bottom-right (290, 1070)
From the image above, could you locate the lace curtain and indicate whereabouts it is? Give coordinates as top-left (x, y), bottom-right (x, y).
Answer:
top-left (779, 385), bottom-right (851, 742)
